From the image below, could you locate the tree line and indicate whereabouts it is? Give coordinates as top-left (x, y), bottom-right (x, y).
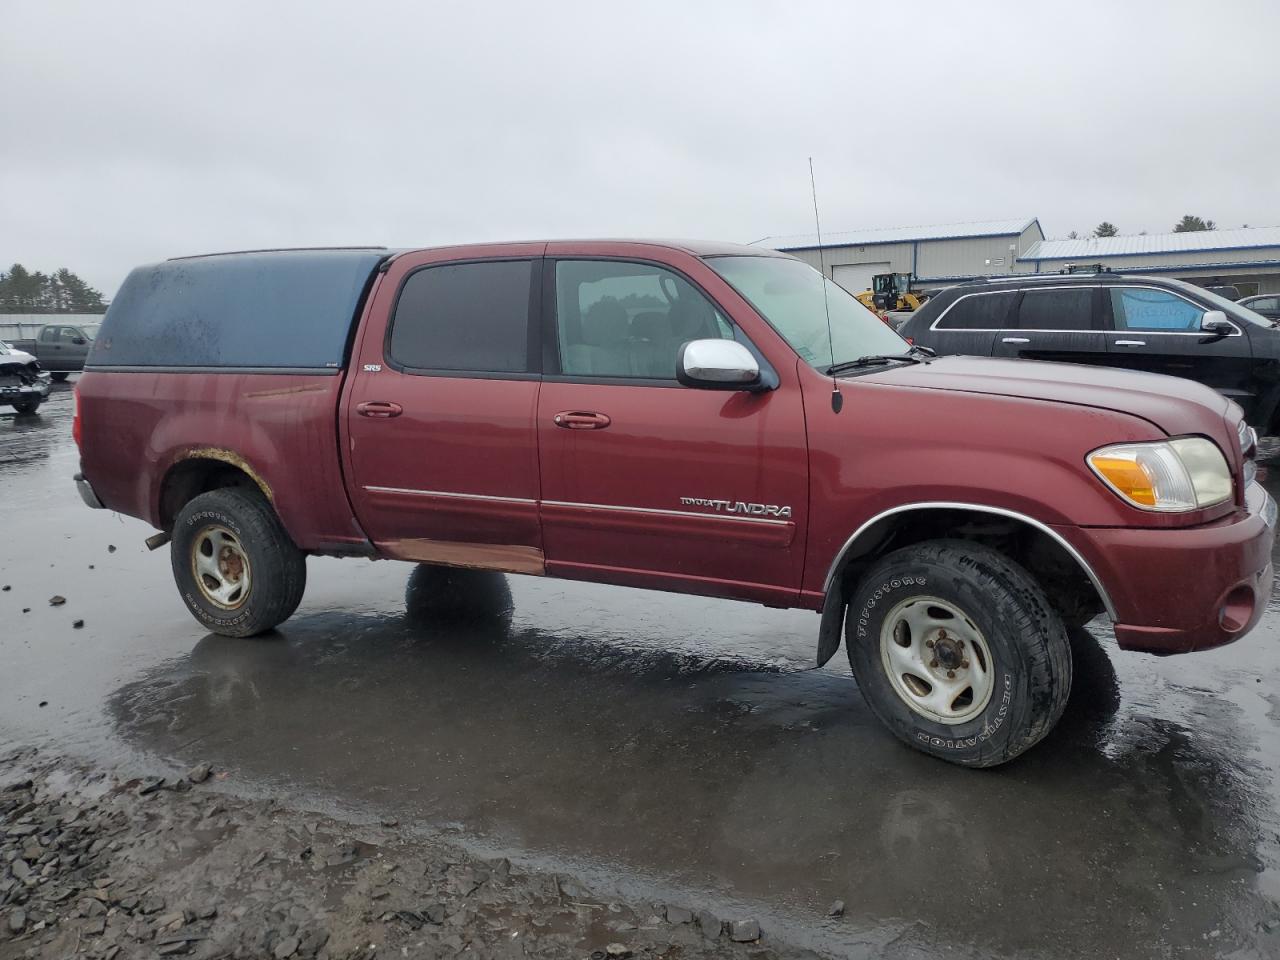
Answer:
top-left (0, 264), bottom-right (107, 314)
top-left (1066, 214), bottom-right (1222, 240)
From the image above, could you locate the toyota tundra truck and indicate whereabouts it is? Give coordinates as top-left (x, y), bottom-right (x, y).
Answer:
top-left (73, 242), bottom-right (1277, 766)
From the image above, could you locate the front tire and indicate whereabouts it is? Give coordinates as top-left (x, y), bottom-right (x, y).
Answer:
top-left (170, 488), bottom-right (307, 637)
top-left (10, 400), bottom-right (41, 415)
top-left (49, 372), bottom-right (69, 382)
top-left (846, 539), bottom-right (1071, 768)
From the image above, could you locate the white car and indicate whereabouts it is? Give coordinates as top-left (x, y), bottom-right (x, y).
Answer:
top-left (0, 339), bottom-right (52, 415)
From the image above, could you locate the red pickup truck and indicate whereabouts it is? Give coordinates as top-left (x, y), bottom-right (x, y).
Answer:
top-left (74, 242), bottom-right (1276, 766)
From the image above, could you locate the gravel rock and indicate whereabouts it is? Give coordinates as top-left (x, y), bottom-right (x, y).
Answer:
top-left (730, 919), bottom-right (761, 942)
top-left (665, 905), bottom-right (694, 924)
top-left (698, 909), bottom-right (722, 938)
top-left (48, 595), bottom-right (66, 606)
top-left (7, 908), bottom-right (26, 933)
top-left (828, 899), bottom-right (845, 917)
top-left (186, 762), bottom-right (212, 784)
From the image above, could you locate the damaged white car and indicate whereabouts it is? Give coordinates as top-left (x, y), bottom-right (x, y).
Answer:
top-left (0, 340), bottom-right (51, 415)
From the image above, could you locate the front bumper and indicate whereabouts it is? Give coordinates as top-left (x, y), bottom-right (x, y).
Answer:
top-left (74, 473), bottom-right (104, 510)
top-left (0, 378), bottom-right (51, 404)
top-left (1061, 481), bottom-right (1276, 655)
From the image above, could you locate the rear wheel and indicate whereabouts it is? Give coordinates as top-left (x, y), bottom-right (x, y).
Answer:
top-left (846, 539), bottom-right (1071, 767)
top-left (10, 399), bottom-right (41, 415)
top-left (170, 488), bottom-right (306, 637)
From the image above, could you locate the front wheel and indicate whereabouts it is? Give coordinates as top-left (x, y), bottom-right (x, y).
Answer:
top-left (10, 399), bottom-right (41, 415)
top-left (49, 372), bottom-right (69, 382)
top-left (846, 539), bottom-right (1072, 767)
top-left (170, 488), bottom-right (307, 637)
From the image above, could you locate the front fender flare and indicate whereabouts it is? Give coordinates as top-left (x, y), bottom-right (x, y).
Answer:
top-left (813, 500), bottom-right (1119, 668)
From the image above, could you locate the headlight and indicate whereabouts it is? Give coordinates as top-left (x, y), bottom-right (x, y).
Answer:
top-left (1087, 437), bottom-right (1232, 512)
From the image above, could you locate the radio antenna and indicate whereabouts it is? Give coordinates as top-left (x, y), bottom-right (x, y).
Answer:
top-left (808, 158), bottom-right (842, 413)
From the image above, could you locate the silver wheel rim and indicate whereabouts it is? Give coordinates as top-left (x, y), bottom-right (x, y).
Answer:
top-left (191, 524), bottom-right (251, 609)
top-left (879, 595), bottom-right (994, 725)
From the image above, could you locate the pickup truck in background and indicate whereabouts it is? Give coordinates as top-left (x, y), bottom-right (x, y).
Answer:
top-left (73, 243), bottom-right (1276, 767)
top-left (0, 318), bottom-right (103, 380)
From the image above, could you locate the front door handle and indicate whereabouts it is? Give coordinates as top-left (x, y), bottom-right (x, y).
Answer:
top-left (553, 410), bottom-right (611, 430)
top-left (1114, 340), bottom-right (1146, 346)
top-left (1001, 337), bottom-right (1030, 344)
top-left (356, 401), bottom-right (403, 418)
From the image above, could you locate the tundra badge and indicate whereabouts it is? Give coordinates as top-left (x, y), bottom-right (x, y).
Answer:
top-left (680, 497), bottom-right (792, 519)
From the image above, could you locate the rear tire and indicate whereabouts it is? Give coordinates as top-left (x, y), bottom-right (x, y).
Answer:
top-left (49, 372), bottom-right (69, 382)
top-left (10, 400), bottom-right (41, 415)
top-left (170, 488), bottom-right (306, 637)
top-left (845, 539), bottom-right (1072, 768)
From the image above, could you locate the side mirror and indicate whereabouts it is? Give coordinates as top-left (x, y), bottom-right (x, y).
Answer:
top-left (1200, 310), bottom-right (1234, 337)
top-left (72, 337), bottom-right (87, 345)
top-left (677, 339), bottom-right (761, 390)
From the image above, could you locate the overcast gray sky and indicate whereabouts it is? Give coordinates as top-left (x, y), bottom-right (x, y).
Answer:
top-left (3, 0), bottom-right (1278, 297)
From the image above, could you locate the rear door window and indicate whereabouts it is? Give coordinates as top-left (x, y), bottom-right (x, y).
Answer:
top-left (389, 260), bottom-right (535, 373)
top-left (1014, 288), bottom-right (1094, 330)
top-left (934, 292), bottom-right (1016, 330)
top-left (1110, 288), bottom-right (1205, 332)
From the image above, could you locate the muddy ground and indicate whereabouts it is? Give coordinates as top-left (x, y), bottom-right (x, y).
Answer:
top-left (0, 747), bottom-right (786, 960)
top-left (5, 383), bottom-right (1280, 959)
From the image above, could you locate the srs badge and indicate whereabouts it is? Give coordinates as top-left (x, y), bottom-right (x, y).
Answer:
top-left (680, 497), bottom-right (793, 519)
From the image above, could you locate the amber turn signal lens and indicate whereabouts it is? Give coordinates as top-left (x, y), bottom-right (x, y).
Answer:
top-left (1088, 456), bottom-right (1156, 506)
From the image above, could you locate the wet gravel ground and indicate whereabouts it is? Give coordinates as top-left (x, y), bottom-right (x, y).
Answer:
top-left (0, 748), bottom-right (782, 960)
top-left (5, 382), bottom-right (1280, 958)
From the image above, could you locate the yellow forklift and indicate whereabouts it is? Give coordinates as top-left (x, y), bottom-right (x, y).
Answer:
top-left (856, 273), bottom-right (930, 313)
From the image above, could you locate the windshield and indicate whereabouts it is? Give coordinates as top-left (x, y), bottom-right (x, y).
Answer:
top-left (0, 342), bottom-right (9, 356)
top-left (1164, 278), bottom-right (1274, 328)
top-left (707, 256), bottom-right (907, 369)
top-left (82, 323), bottom-right (100, 340)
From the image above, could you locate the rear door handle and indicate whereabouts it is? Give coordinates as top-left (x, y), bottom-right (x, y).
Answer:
top-left (356, 401), bottom-right (403, 418)
top-left (1114, 340), bottom-right (1146, 346)
top-left (553, 410), bottom-right (611, 430)
top-left (1001, 337), bottom-right (1030, 344)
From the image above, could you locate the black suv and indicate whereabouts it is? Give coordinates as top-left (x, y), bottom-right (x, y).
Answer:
top-left (899, 272), bottom-right (1280, 431)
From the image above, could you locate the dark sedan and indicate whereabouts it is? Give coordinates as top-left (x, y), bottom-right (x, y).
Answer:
top-left (1239, 294), bottom-right (1280, 322)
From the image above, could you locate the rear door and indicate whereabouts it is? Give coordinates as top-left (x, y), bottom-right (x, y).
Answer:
top-left (917, 290), bottom-right (1013, 356)
top-left (1103, 284), bottom-right (1255, 408)
top-left (535, 254), bottom-right (808, 606)
top-left (343, 246), bottom-right (547, 572)
top-left (992, 286), bottom-right (1107, 364)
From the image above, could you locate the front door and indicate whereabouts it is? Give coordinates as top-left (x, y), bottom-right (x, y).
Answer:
top-left (992, 286), bottom-right (1108, 365)
top-left (536, 257), bottom-right (808, 605)
top-left (344, 249), bottom-right (546, 573)
top-left (1102, 285), bottom-right (1255, 411)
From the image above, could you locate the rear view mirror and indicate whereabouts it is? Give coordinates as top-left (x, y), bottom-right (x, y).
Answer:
top-left (677, 339), bottom-right (761, 390)
top-left (1200, 310), bottom-right (1234, 338)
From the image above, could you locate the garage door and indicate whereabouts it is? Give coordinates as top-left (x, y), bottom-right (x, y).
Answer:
top-left (832, 262), bottom-right (891, 296)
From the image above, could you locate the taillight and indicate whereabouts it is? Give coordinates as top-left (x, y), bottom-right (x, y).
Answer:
top-left (72, 384), bottom-right (82, 451)
top-left (905, 336), bottom-right (915, 345)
